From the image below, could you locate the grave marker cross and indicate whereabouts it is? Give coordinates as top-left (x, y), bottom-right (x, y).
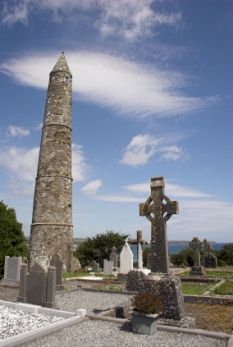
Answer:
top-left (139, 176), bottom-right (179, 273)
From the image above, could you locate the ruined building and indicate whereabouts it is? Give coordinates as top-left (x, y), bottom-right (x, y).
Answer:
top-left (29, 53), bottom-right (73, 271)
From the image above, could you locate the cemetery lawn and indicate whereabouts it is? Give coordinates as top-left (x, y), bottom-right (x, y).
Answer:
top-left (213, 279), bottom-right (233, 295)
top-left (181, 283), bottom-right (210, 295)
top-left (185, 303), bottom-right (233, 333)
top-left (63, 272), bottom-right (115, 279)
top-left (205, 271), bottom-right (233, 278)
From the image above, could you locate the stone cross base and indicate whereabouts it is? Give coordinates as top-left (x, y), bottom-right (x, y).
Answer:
top-left (190, 265), bottom-right (204, 276)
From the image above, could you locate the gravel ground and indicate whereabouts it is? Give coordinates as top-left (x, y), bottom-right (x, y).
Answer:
top-left (0, 305), bottom-right (63, 340)
top-left (22, 320), bottom-right (228, 347)
top-left (56, 289), bottom-right (133, 314)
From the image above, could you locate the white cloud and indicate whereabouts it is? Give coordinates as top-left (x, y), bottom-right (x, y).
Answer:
top-left (0, 147), bottom-right (39, 181)
top-left (120, 134), bottom-right (185, 166)
top-left (7, 125), bottom-right (30, 137)
top-left (72, 144), bottom-right (87, 182)
top-left (0, 51), bottom-right (213, 118)
top-left (2, 0), bottom-right (29, 25)
top-left (120, 134), bottom-right (159, 166)
top-left (125, 182), bottom-right (211, 199)
top-left (160, 145), bottom-right (183, 161)
top-left (96, 194), bottom-right (141, 203)
top-left (1, 1), bottom-right (181, 41)
top-left (81, 179), bottom-right (102, 195)
top-left (0, 143), bottom-right (87, 195)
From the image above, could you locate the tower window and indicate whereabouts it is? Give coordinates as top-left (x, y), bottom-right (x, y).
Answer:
top-left (64, 76), bottom-right (69, 85)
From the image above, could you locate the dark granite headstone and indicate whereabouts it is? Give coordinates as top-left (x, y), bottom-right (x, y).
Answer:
top-left (50, 253), bottom-right (64, 289)
top-left (139, 177), bottom-right (178, 273)
top-left (18, 263), bottom-right (56, 307)
top-left (26, 263), bottom-right (47, 306)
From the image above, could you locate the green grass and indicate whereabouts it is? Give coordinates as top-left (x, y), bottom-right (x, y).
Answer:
top-left (213, 280), bottom-right (233, 295)
top-left (205, 271), bottom-right (233, 278)
top-left (182, 283), bottom-right (210, 295)
top-left (63, 272), bottom-right (115, 280)
top-left (93, 284), bottom-right (124, 292)
top-left (63, 272), bottom-right (90, 279)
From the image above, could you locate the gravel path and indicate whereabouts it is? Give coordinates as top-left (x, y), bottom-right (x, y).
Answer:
top-left (22, 320), bottom-right (228, 347)
top-left (56, 290), bottom-right (132, 314)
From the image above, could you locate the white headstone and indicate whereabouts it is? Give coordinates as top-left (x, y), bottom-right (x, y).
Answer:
top-left (3, 256), bottom-right (22, 283)
top-left (137, 243), bottom-right (143, 269)
top-left (103, 259), bottom-right (113, 274)
top-left (120, 241), bottom-right (133, 274)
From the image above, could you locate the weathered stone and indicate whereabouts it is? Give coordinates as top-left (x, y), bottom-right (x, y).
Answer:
top-left (136, 230), bottom-right (143, 243)
top-left (202, 239), bottom-right (217, 268)
top-left (110, 247), bottom-right (119, 268)
top-left (91, 260), bottom-right (100, 272)
top-left (137, 242), bottom-right (143, 269)
top-left (139, 177), bottom-right (178, 273)
top-left (120, 241), bottom-right (133, 274)
top-left (18, 263), bottom-right (56, 307)
top-left (2, 256), bottom-right (22, 284)
top-left (125, 270), bottom-right (148, 292)
top-left (29, 53), bottom-right (73, 272)
top-left (17, 263), bottom-right (28, 302)
top-left (103, 260), bottom-right (113, 275)
top-left (189, 237), bottom-right (204, 275)
top-left (50, 253), bottom-right (64, 289)
top-left (204, 253), bottom-right (217, 268)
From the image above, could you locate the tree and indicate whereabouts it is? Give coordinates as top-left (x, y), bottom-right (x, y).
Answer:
top-left (170, 247), bottom-right (194, 267)
top-left (216, 243), bottom-right (233, 266)
top-left (0, 201), bottom-right (28, 278)
top-left (74, 230), bottom-right (127, 268)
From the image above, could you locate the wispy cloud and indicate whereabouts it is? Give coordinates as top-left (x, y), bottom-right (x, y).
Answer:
top-left (0, 51), bottom-right (214, 118)
top-left (1, 1), bottom-right (181, 41)
top-left (81, 179), bottom-right (102, 195)
top-left (0, 143), bottom-right (87, 195)
top-left (160, 145), bottom-right (183, 161)
top-left (120, 134), bottom-right (159, 166)
top-left (125, 182), bottom-right (211, 199)
top-left (96, 194), bottom-right (141, 203)
top-left (7, 124), bottom-right (30, 137)
top-left (72, 144), bottom-right (87, 182)
top-left (120, 134), bottom-right (185, 166)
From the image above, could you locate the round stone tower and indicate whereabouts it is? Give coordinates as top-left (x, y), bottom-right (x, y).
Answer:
top-left (29, 53), bottom-right (73, 271)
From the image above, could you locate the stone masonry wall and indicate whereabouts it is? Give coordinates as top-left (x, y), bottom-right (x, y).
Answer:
top-left (30, 54), bottom-right (73, 272)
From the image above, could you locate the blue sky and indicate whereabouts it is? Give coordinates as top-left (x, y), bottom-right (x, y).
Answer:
top-left (0, 0), bottom-right (232, 242)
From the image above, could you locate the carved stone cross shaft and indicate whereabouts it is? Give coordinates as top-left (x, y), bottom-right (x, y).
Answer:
top-left (139, 176), bottom-right (179, 273)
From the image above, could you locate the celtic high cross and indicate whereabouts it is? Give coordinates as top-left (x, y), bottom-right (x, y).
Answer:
top-left (139, 176), bottom-right (179, 273)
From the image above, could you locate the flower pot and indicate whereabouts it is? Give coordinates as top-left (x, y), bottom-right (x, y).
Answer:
top-left (132, 311), bottom-right (160, 335)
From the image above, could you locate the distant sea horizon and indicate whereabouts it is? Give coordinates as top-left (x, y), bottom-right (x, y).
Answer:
top-left (130, 242), bottom-right (228, 260)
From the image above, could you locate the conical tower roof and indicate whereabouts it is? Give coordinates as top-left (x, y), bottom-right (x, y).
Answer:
top-left (51, 52), bottom-right (71, 74)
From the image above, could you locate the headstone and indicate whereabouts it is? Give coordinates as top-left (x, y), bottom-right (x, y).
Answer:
top-left (18, 263), bottom-right (56, 308)
top-left (91, 260), bottom-right (100, 272)
top-left (17, 263), bottom-right (28, 302)
top-left (137, 243), bottom-right (143, 269)
top-left (103, 260), bottom-right (113, 275)
top-left (139, 176), bottom-right (178, 273)
top-left (119, 241), bottom-right (133, 274)
top-left (50, 253), bottom-right (64, 289)
top-left (2, 256), bottom-right (22, 284)
top-left (189, 237), bottom-right (204, 275)
top-left (110, 247), bottom-right (119, 268)
top-left (202, 239), bottom-right (217, 268)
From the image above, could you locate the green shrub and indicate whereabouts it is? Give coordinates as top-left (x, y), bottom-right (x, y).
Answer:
top-left (132, 292), bottom-right (163, 314)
